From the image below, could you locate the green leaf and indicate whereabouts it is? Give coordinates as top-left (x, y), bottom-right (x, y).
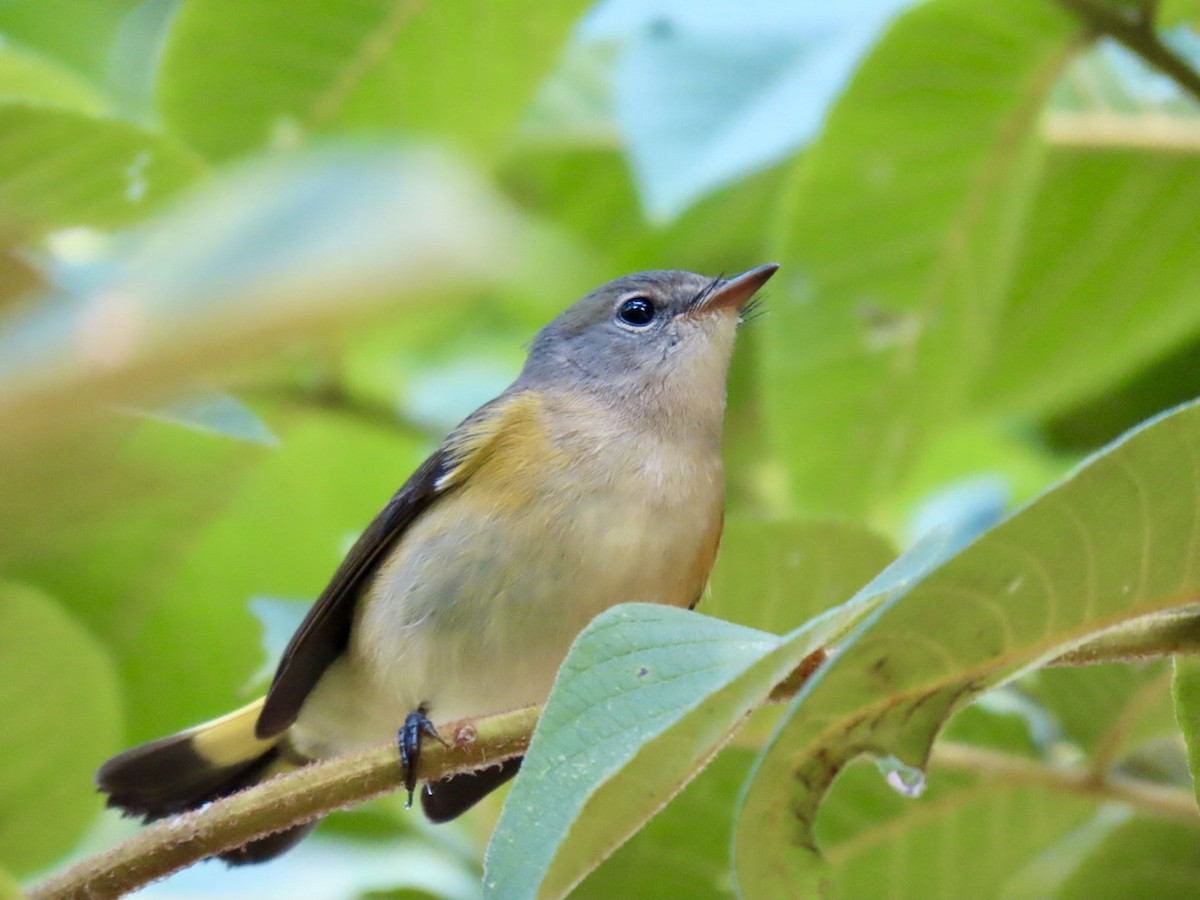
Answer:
top-left (0, 583), bottom-right (121, 874)
top-left (734, 398), bottom-right (1200, 898)
top-left (704, 519), bottom-right (895, 634)
top-left (976, 148), bottom-right (1200, 417)
top-left (483, 532), bottom-right (952, 898)
top-left (0, 104), bottom-right (204, 234)
top-left (759, 0), bottom-right (1078, 513)
top-left (1174, 655), bottom-right (1200, 806)
top-left (0, 146), bottom-right (526, 435)
top-left (1056, 817), bottom-right (1200, 899)
top-left (158, 0), bottom-right (588, 160)
top-left (0, 42), bottom-right (107, 112)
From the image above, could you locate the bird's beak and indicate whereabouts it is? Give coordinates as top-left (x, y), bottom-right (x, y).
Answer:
top-left (695, 263), bottom-right (780, 315)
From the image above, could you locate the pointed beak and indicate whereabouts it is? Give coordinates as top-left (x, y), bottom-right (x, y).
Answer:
top-left (695, 263), bottom-right (779, 315)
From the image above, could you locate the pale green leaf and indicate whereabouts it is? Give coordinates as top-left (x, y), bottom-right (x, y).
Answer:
top-left (0, 104), bottom-right (203, 233)
top-left (734, 398), bottom-right (1200, 897)
top-left (158, 0), bottom-right (587, 160)
top-left (759, 0), bottom-right (1079, 513)
top-left (483, 532), bottom-right (952, 899)
top-left (0, 583), bottom-right (121, 874)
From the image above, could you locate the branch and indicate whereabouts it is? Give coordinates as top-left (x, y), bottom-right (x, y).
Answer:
top-left (29, 707), bottom-right (538, 900)
top-left (933, 741), bottom-right (1200, 825)
top-left (1057, 0), bottom-right (1200, 103)
top-left (1049, 608), bottom-right (1200, 667)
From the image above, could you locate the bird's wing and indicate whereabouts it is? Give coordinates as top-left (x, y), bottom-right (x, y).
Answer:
top-left (255, 393), bottom-right (531, 738)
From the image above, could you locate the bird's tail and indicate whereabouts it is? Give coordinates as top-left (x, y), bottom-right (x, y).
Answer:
top-left (96, 698), bottom-right (315, 864)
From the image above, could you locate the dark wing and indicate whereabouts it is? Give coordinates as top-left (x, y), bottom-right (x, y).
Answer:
top-left (255, 395), bottom-right (520, 739)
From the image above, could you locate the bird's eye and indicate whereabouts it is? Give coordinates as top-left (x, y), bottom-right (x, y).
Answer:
top-left (616, 296), bottom-right (656, 328)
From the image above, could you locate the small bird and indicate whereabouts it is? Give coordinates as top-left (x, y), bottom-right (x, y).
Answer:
top-left (96, 263), bottom-right (778, 863)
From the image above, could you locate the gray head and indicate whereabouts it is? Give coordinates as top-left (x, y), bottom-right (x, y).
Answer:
top-left (517, 264), bottom-right (778, 434)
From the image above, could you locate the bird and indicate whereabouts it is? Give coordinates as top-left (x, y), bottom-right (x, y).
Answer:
top-left (96, 263), bottom-right (779, 864)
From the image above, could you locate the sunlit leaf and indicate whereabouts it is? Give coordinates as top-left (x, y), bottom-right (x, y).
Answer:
top-left (0, 42), bottom-right (107, 112)
top-left (760, 0), bottom-right (1078, 514)
top-left (0, 104), bottom-right (203, 234)
top-left (158, 0), bottom-right (588, 160)
top-left (734, 399), bottom-right (1200, 897)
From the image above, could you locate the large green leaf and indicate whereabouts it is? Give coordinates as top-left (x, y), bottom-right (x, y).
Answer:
top-left (483, 531), bottom-right (952, 898)
top-left (759, 0), bottom-right (1079, 514)
top-left (976, 147), bottom-right (1200, 417)
top-left (0, 583), bottom-right (121, 875)
top-left (0, 104), bottom-right (203, 233)
top-left (704, 519), bottom-right (894, 634)
top-left (158, 0), bottom-right (587, 160)
top-left (734, 398), bottom-right (1200, 897)
top-left (0, 146), bottom-right (526, 434)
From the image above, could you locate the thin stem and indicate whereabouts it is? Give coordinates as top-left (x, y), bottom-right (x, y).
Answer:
top-left (1049, 609), bottom-right (1200, 667)
top-left (933, 741), bottom-right (1200, 825)
top-left (29, 707), bottom-right (538, 900)
top-left (1057, 0), bottom-right (1200, 103)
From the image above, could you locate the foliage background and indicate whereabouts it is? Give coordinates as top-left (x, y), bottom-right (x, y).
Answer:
top-left (1, 0), bottom-right (1200, 897)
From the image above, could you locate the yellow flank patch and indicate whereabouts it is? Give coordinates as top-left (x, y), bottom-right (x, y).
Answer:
top-left (438, 392), bottom-right (568, 504)
top-left (189, 697), bottom-right (280, 767)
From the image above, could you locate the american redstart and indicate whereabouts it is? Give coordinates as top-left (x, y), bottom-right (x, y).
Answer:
top-left (97, 263), bottom-right (778, 863)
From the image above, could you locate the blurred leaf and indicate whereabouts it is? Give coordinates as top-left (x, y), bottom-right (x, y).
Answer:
top-left (123, 390), bottom-right (280, 445)
top-left (760, 0), bottom-right (1078, 514)
top-left (0, 146), bottom-right (526, 435)
top-left (0, 583), bottom-right (121, 875)
top-left (0, 867), bottom-right (19, 900)
top-left (111, 409), bottom-right (425, 742)
top-left (976, 148), bottom-right (1200, 417)
top-left (734, 398), bottom-right (1200, 897)
top-left (1027, 662), bottom-right (1177, 766)
top-left (158, 0), bottom-right (587, 160)
top-left (815, 761), bottom-right (1095, 899)
top-left (0, 0), bottom-right (144, 85)
top-left (1042, 336), bottom-right (1200, 454)
top-left (590, 1), bottom-right (911, 220)
top-left (1056, 817), bottom-right (1200, 899)
top-left (573, 746), bottom-right (756, 899)
top-left (0, 104), bottom-right (203, 235)
top-left (1174, 655), bottom-right (1200, 806)
top-left (484, 533), bottom-right (952, 898)
top-left (1162, 1), bottom-right (1200, 26)
top-left (704, 519), bottom-right (895, 634)
top-left (0, 42), bottom-right (107, 112)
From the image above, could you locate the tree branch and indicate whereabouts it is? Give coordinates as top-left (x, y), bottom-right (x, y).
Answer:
top-left (29, 707), bottom-right (537, 900)
top-left (1057, 0), bottom-right (1200, 103)
top-left (1049, 608), bottom-right (1200, 667)
top-left (933, 741), bottom-right (1200, 825)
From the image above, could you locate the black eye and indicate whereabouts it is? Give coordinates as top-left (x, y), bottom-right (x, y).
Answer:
top-left (617, 296), bottom-right (656, 327)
